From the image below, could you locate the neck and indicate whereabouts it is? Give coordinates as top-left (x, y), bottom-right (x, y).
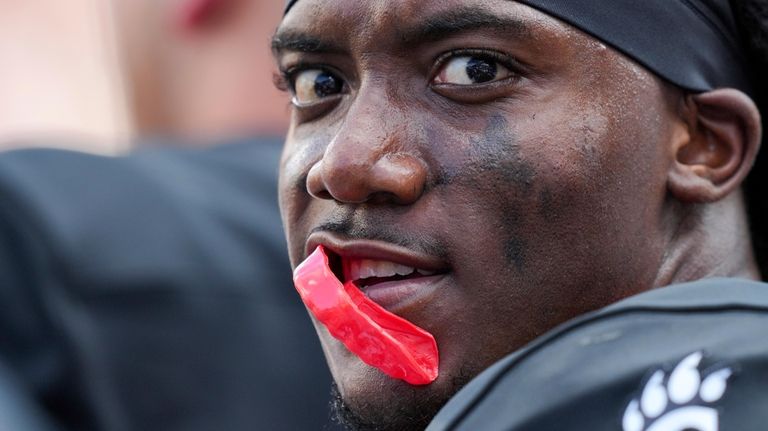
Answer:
top-left (654, 189), bottom-right (761, 287)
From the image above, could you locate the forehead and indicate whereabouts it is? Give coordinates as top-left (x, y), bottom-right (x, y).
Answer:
top-left (277, 0), bottom-right (584, 53)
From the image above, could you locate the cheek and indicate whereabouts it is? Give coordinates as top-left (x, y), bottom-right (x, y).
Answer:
top-left (279, 134), bottom-right (329, 264)
top-left (519, 67), bottom-right (670, 222)
top-left (512, 84), bottom-right (671, 297)
top-left (426, 114), bottom-right (540, 273)
top-left (430, 89), bottom-right (670, 300)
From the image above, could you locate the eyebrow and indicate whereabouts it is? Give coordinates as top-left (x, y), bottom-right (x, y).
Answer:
top-left (400, 7), bottom-right (531, 46)
top-left (271, 30), bottom-right (346, 56)
top-left (271, 6), bottom-right (530, 56)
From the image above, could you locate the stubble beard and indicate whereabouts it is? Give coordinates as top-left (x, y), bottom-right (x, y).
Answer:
top-left (328, 366), bottom-right (476, 431)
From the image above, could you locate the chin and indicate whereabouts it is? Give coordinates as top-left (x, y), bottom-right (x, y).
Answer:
top-left (332, 382), bottom-right (443, 431)
top-left (330, 357), bottom-right (478, 431)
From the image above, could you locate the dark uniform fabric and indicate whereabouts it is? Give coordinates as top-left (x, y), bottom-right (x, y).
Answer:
top-left (0, 139), bottom-right (339, 431)
top-left (427, 278), bottom-right (768, 431)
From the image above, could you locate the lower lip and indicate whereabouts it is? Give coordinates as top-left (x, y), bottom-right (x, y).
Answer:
top-left (358, 274), bottom-right (448, 313)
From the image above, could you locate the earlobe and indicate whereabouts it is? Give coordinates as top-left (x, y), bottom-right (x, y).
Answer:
top-left (668, 89), bottom-right (762, 203)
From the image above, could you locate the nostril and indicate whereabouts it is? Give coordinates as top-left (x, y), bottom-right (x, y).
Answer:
top-left (371, 154), bottom-right (428, 204)
top-left (312, 189), bottom-right (334, 200)
top-left (306, 161), bottom-right (331, 200)
top-left (306, 152), bottom-right (428, 205)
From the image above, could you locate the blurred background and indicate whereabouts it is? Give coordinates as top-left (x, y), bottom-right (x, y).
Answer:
top-left (0, 0), bottom-right (289, 153)
top-left (0, 3), bottom-right (345, 430)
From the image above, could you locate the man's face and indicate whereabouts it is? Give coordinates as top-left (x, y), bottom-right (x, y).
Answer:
top-left (276, 0), bottom-right (681, 428)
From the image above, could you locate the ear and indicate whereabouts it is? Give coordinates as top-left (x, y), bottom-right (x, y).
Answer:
top-left (174, 0), bottom-right (232, 32)
top-left (668, 89), bottom-right (762, 203)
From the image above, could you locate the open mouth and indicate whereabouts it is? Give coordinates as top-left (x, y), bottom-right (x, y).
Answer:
top-left (323, 247), bottom-right (447, 298)
top-left (343, 258), bottom-right (438, 289)
top-left (309, 237), bottom-right (450, 310)
top-left (292, 244), bottom-right (441, 385)
top-left (323, 249), bottom-right (440, 288)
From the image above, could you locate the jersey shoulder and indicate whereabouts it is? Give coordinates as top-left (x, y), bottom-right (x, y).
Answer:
top-left (428, 278), bottom-right (768, 431)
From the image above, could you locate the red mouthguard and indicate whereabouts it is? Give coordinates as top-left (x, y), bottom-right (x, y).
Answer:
top-left (293, 246), bottom-right (439, 385)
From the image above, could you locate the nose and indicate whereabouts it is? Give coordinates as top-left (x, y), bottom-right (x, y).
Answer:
top-left (306, 98), bottom-right (427, 205)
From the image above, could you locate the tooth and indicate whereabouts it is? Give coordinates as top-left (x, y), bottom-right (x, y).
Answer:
top-left (373, 261), bottom-right (390, 278)
top-left (377, 261), bottom-right (416, 278)
top-left (343, 259), bottom-right (351, 281)
top-left (361, 260), bottom-right (379, 279)
top-left (354, 260), bottom-right (367, 279)
top-left (417, 269), bottom-right (436, 276)
top-left (350, 259), bottom-right (428, 280)
top-left (393, 264), bottom-right (415, 276)
top-left (350, 260), bottom-right (362, 281)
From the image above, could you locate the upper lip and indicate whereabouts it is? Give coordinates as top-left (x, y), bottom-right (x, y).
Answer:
top-left (305, 232), bottom-right (449, 274)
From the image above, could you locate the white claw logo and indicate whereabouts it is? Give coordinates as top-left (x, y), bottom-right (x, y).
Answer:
top-left (622, 352), bottom-right (732, 431)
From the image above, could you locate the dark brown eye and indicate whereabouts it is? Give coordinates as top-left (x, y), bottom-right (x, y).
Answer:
top-left (293, 69), bottom-right (344, 106)
top-left (434, 56), bottom-right (512, 85)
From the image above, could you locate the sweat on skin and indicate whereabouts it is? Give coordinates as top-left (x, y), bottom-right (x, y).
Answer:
top-left (273, 1), bottom-right (762, 430)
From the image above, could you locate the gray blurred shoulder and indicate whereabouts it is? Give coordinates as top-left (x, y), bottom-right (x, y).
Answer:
top-left (0, 137), bottom-right (289, 296)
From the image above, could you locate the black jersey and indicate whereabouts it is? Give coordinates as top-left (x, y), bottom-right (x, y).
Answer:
top-left (0, 139), bottom-right (339, 431)
top-left (428, 278), bottom-right (768, 431)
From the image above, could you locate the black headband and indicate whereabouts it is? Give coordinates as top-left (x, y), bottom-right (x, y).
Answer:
top-left (282, 0), bottom-right (753, 95)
